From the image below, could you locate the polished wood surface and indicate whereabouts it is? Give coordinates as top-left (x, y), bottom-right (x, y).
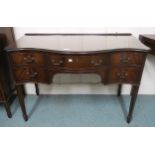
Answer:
top-left (7, 35), bottom-right (149, 53)
top-left (139, 34), bottom-right (155, 55)
top-left (6, 34), bottom-right (149, 123)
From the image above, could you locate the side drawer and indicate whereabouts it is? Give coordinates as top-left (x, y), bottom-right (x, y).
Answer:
top-left (110, 52), bottom-right (145, 66)
top-left (13, 67), bottom-right (48, 83)
top-left (107, 67), bottom-right (141, 84)
top-left (9, 51), bottom-right (44, 66)
top-left (47, 53), bottom-right (108, 69)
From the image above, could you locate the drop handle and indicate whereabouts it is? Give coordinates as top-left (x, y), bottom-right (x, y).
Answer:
top-left (91, 59), bottom-right (103, 66)
top-left (51, 59), bottom-right (63, 65)
top-left (120, 57), bottom-right (131, 63)
top-left (24, 56), bottom-right (35, 63)
top-left (117, 72), bottom-right (128, 79)
top-left (26, 71), bottom-right (38, 78)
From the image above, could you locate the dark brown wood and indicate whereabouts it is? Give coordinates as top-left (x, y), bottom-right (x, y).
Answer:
top-left (6, 34), bottom-right (149, 122)
top-left (0, 27), bottom-right (15, 45)
top-left (25, 33), bottom-right (132, 36)
top-left (139, 34), bottom-right (155, 55)
top-left (35, 83), bottom-right (39, 95)
top-left (16, 85), bottom-right (28, 121)
top-left (0, 83), bottom-right (12, 118)
top-left (117, 84), bottom-right (122, 96)
top-left (127, 85), bottom-right (139, 123)
top-left (0, 27), bottom-right (15, 118)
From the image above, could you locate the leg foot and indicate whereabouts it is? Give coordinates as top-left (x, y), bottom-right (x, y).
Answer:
top-left (3, 101), bottom-right (12, 118)
top-left (23, 114), bottom-right (28, 121)
top-left (8, 113), bottom-right (12, 118)
top-left (16, 85), bottom-right (28, 121)
top-left (127, 116), bottom-right (132, 123)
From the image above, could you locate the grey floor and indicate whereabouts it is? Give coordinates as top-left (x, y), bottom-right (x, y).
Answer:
top-left (0, 95), bottom-right (155, 127)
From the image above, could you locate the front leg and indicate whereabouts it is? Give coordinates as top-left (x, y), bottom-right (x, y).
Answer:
top-left (3, 101), bottom-right (12, 118)
top-left (35, 83), bottom-right (39, 96)
top-left (117, 84), bottom-right (122, 96)
top-left (127, 85), bottom-right (139, 123)
top-left (16, 85), bottom-right (28, 121)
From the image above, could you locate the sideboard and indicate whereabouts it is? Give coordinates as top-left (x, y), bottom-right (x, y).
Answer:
top-left (139, 34), bottom-right (155, 55)
top-left (0, 27), bottom-right (15, 118)
top-left (6, 34), bottom-right (149, 123)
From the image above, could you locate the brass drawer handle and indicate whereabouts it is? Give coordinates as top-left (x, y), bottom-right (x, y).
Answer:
top-left (26, 71), bottom-right (38, 78)
top-left (51, 59), bottom-right (63, 65)
top-left (24, 56), bottom-right (35, 63)
top-left (91, 59), bottom-right (103, 66)
top-left (117, 72), bottom-right (128, 79)
top-left (120, 57), bottom-right (131, 63)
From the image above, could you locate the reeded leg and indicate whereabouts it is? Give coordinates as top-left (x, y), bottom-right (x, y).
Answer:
top-left (117, 84), bottom-right (122, 96)
top-left (35, 83), bottom-right (39, 96)
top-left (3, 101), bottom-right (12, 118)
top-left (16, 85), bottom-right (28, 121)
top-left (127, 85), bottom-right (139, 123)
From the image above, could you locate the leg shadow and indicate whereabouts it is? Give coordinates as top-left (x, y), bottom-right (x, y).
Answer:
top-left (118, 96), bottom-right (129, 121)
top-left (28, 96), bottom-right (42, 119)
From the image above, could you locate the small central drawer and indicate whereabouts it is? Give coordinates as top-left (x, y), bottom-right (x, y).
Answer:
top-left (107, 67), bottom-right (140, 84)
top-left (47, 54), bottom-right (107, 69)
top-left (13, 67), bottom-right (48, 83)
top-left (110, 52), bottom-right (145, 66)
top-left (9, 51), bottom-right (44, 66)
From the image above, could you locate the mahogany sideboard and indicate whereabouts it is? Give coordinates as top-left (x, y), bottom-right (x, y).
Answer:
top-left (0, 27), bottom-right (15, 118)
top-left (5, 34), bottom-right (149, 123)
top-left (139, 34), bottom-right (155, 55)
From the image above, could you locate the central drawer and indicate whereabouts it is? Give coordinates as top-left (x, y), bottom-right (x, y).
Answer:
top-left (47, 54), bottom-right (108, 69)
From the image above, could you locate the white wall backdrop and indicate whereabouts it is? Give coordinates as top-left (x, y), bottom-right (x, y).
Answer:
top-left (13, 27), bottom-right (155, 94)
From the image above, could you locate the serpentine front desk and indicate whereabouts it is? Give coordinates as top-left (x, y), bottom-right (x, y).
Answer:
top-left (6, 34), bottom-right (149, 123)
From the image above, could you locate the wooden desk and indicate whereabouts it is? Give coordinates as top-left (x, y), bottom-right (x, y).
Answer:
top-left (6, 34), bottom-right (149, 123)
top-left (139, 34), bottom-right (155, 55)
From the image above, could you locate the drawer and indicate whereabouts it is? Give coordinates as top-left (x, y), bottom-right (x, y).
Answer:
top-left (13, 67), bottom-right (48, 83)
top-left (9, 51), bottom-right (44, 66)
top-left (107, 67), bottom-right (141, 84)
top-left (47, 54), bottom-right (107, 69)
top-left (110, 52), bottom-right (145, 66)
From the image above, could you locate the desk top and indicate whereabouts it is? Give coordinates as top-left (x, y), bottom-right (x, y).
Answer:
top-left (6, 34), bottom-right (149, 54)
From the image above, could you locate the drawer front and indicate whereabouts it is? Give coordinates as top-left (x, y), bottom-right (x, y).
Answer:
top-left (13, 67), bottom-right (48, 83)
top-left (110, 52), bottom-right (144, 66)
top-left (10, 52), bottom-right (44, 66)
top-left (47, 54), bottom-right (107, 69)
top-left (108, 67), bottom-right (141, 84)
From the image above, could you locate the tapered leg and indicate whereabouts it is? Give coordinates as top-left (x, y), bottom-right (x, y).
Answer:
top-left (3, 101), bottom-right (12, 118)
top-left (117, 84), bottom-right (122, 96)
top-left (127, 85), bottom-right (139, 123)
top-left (0, 83), bottom-right (12, 118)
top-left (35, 83), bottom-right (39, 96)
top-left (16, 85), bottom-right (28, 121)
top-left (21, 85), bottom-right (26, 97)
top-left (130, 85), bottom-right (134, 96)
